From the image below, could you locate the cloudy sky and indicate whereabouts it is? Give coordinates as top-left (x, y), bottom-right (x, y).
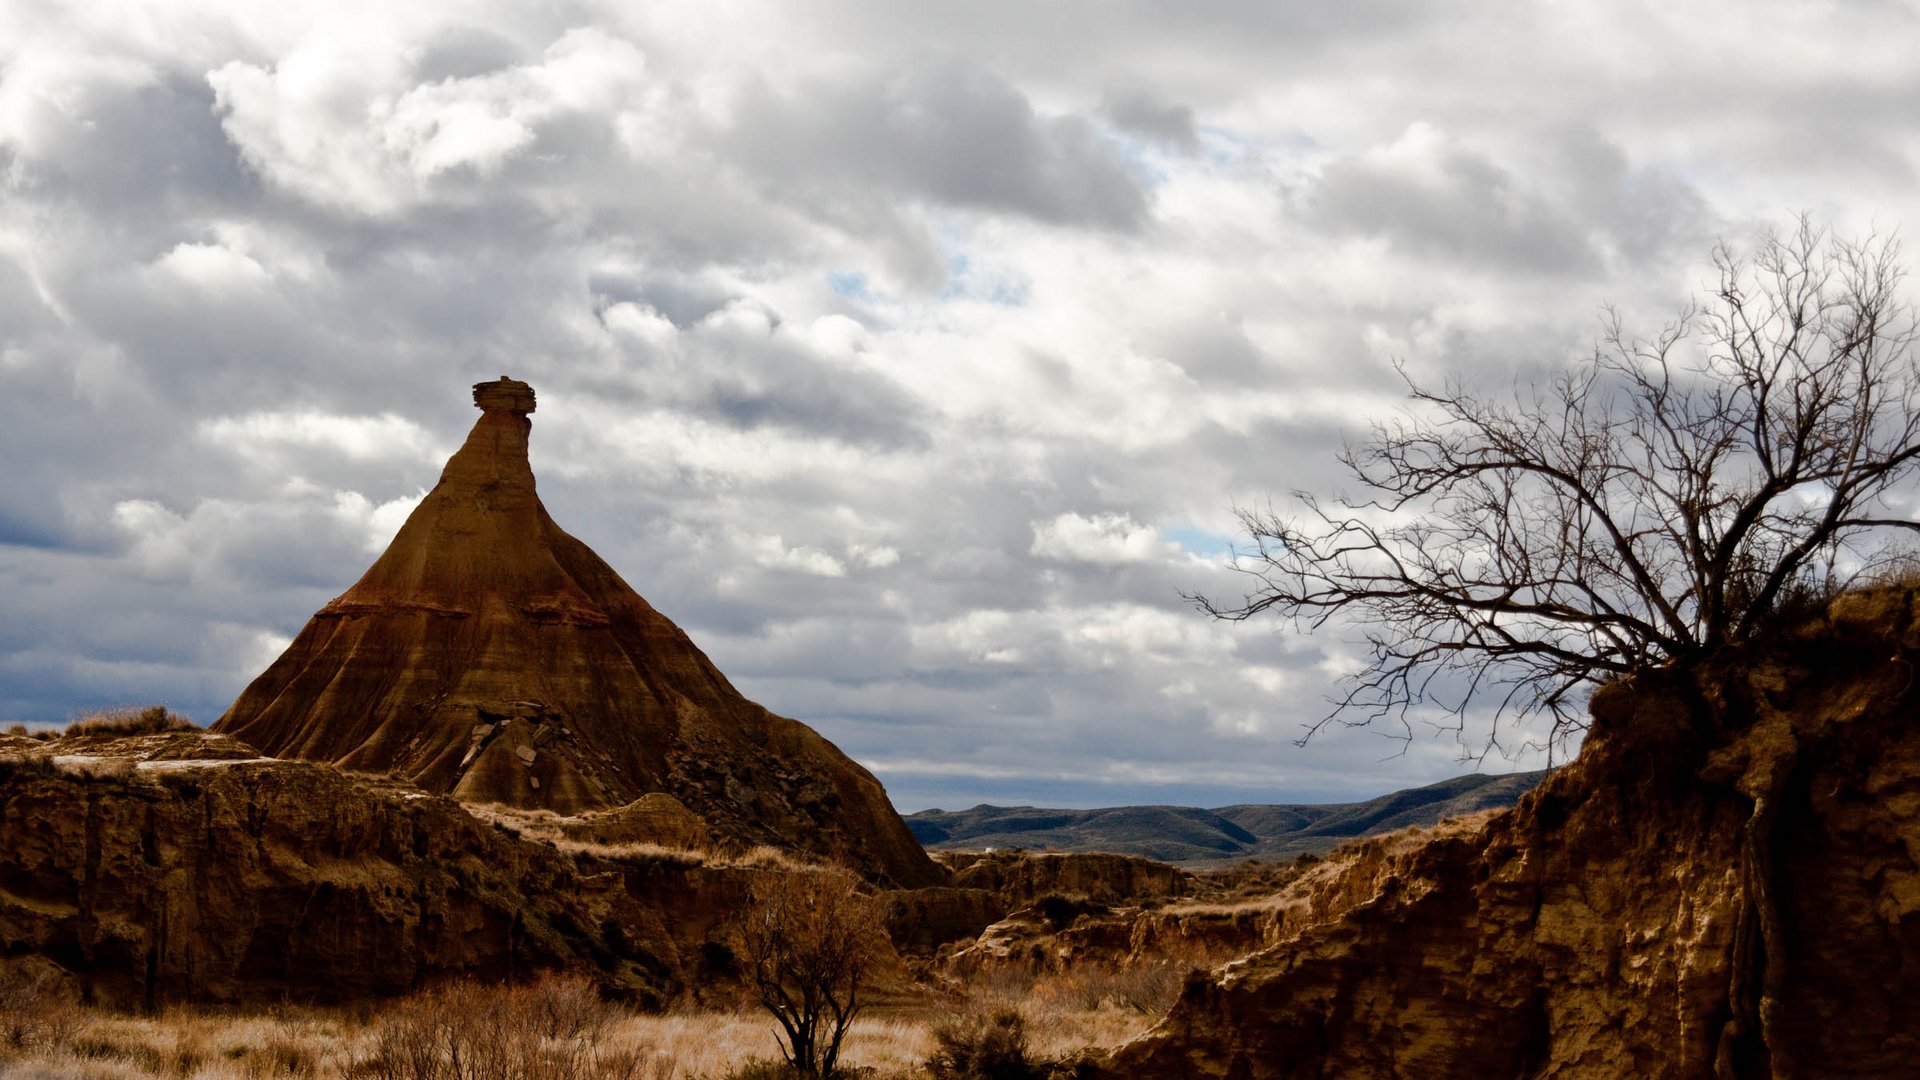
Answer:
top-left (3, 0), bottom-right (1916, 811)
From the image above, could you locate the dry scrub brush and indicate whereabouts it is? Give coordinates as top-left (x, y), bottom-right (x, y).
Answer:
top-left (0, 962), bottom-right (82, 1056)
top-left (925, 1008), bottom-right (1045, 1080)
top-left (353, 975), bottom-right (656, 1080)
top-left (64, 706), bottom-right (198, 737)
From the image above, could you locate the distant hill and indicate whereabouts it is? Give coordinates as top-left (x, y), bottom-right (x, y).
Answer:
top-left (905, 771), bottom-right (1548, 865)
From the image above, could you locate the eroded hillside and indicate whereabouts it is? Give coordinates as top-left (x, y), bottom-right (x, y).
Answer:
top-left (1084, 588), bottom-right (1920, 1079)
top-left (0, 728), bottom-right (854, 1010)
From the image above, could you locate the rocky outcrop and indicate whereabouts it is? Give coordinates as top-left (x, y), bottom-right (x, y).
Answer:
top-left (879, 887), bottom-right (1007, 956)
top-left (1095, 589), bottom-right (1920, 1079)
top-left (883, 845), bottom-right (1194, 960)
top-left (553, 793), bottom-right (714, 851)
top-left (0, 732), bottom-right (785, 1009)
top-left (215, 378), bottom-right (940, 888)
top-left (891, 853), bottom-right (1195, 967)
top-left (940, 850), bottom-right (1192, 905)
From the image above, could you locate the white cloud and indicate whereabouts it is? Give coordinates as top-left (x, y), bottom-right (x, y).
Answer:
top-left (149, 242), bottom-right (271, 292)
top-left (728, 528), bottom-right (848, 578)
top-left (334, 490), bottom-right (424, 554)
top-left (850, 543), bottom-right (900, 568)
top-left (109, 484), bottom-right (423, 585)
top-left (6, 0), bottom-right (1913, 806)
top-left (199, 411), bottom-right (442, 464)
top-left (1031, 511), bottom-right (1178, 564)
top-left (209, 25), bottom-right (660, 214)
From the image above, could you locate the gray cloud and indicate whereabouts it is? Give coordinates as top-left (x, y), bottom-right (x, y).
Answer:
top-left (1299, 123), bottom-right (1602, 275)
top-left (724, 60), bottom-right (1150, 237)
top-left (2, 0), bottom-right (1913, 812)
top-left (1101, 86), bottom-right (1200, 154)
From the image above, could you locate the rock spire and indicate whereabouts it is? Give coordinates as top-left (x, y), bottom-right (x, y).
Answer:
top-left (215, 378), bottom-right (940, 887)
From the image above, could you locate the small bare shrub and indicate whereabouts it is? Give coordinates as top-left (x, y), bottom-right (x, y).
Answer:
top-left (926, 1007), bottom-right (1045, 1080)
top-left (0, 962), bottom-right (81, 1055)
top-left (239, 1028), bottom-right (322, 1077)
top-left (66, 705), bottom-right (197, 737)
top-left (739, 871), bottom-right (887, 1078)
top-left (354, 976), bottom-right (630, 1080)
top-left (359, 993), bottom-right (443, 1080)
top-left (522, 974), bottom-right (614, 1042)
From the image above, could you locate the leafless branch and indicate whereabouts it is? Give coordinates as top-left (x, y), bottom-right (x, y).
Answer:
top-left (1192, 218), bottom-right (1920, 753)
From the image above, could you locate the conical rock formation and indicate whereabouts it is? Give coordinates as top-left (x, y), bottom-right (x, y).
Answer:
top-left (217, 378), bottom-right (940, 887)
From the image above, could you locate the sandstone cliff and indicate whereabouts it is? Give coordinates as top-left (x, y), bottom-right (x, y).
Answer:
top-left (1095, 589), bottom-right (1920, 1078)
top-left (215, 377), bottom-right (939, 888)
top-left (0, 730), bottom-right (817, 1010)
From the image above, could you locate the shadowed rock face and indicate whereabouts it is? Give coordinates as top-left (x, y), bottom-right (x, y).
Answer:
top-left (1092, 589), bottom-right (1920, 1079)
top-left (215, 378), bottom-right (940, 888)
top-left (0, 732), bottom-right (761, 1009)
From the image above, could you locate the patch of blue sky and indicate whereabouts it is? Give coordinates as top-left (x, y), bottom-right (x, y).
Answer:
top-left (826, 270), bottom-right (872, 300)
top-left (1101, 129), bottom-right (1179, 189)
top-left (940, 250), bottom-right (1030, 306)
top-left (1199, 126), bottom-right (1319, 169)
top-left (1162, 524), bottom-right (1238, 559)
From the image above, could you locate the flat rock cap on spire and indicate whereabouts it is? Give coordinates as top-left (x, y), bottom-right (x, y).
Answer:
top-left (473, 376), bottom-right (536, 414)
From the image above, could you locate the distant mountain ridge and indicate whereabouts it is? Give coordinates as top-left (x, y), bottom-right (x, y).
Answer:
top-left (905, 771), bottom-right (1548, 865)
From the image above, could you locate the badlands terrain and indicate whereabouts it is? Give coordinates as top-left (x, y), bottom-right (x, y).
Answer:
top-left (4, 379), bottom-right (1917, 1078)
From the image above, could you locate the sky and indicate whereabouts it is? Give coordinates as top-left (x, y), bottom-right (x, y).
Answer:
top-left (3, 0), bottom-right (1918, 812)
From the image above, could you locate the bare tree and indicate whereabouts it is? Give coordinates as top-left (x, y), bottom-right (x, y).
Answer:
top-left (1193, 219), bottom-right (1920, 753)
top-left (739, 869), bottom-right (887, 1078)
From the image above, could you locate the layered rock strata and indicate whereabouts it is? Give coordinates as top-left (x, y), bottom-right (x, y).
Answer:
top-left (215, 378), bottom-right (939, 888)
top-left (1095, 589), bottom-right (1920, 1078)
top-left (0, 732), bottom-right (780, 1009)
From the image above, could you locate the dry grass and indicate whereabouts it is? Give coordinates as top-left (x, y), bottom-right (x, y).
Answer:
top-left (551, 839), bottom-right (712, 867)
top-left (462, 806), bottom-right (825, 876)
top-left (465, 805), bottom-right (712, 867)
top-left (63, 1007), bottom-right (360, 1077)
top-left (0, 967), bottom-right (1154, 1079)
top-left (64, 706), bottom-right (198, 738)
top-left (728, 846), bottom-right (821, 874)
top-left (949, 943), bottom-right (1233, 1053)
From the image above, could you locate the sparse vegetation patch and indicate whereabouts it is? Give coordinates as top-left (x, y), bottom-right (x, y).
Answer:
top-left (64, 706), bottom-right (198, 738)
